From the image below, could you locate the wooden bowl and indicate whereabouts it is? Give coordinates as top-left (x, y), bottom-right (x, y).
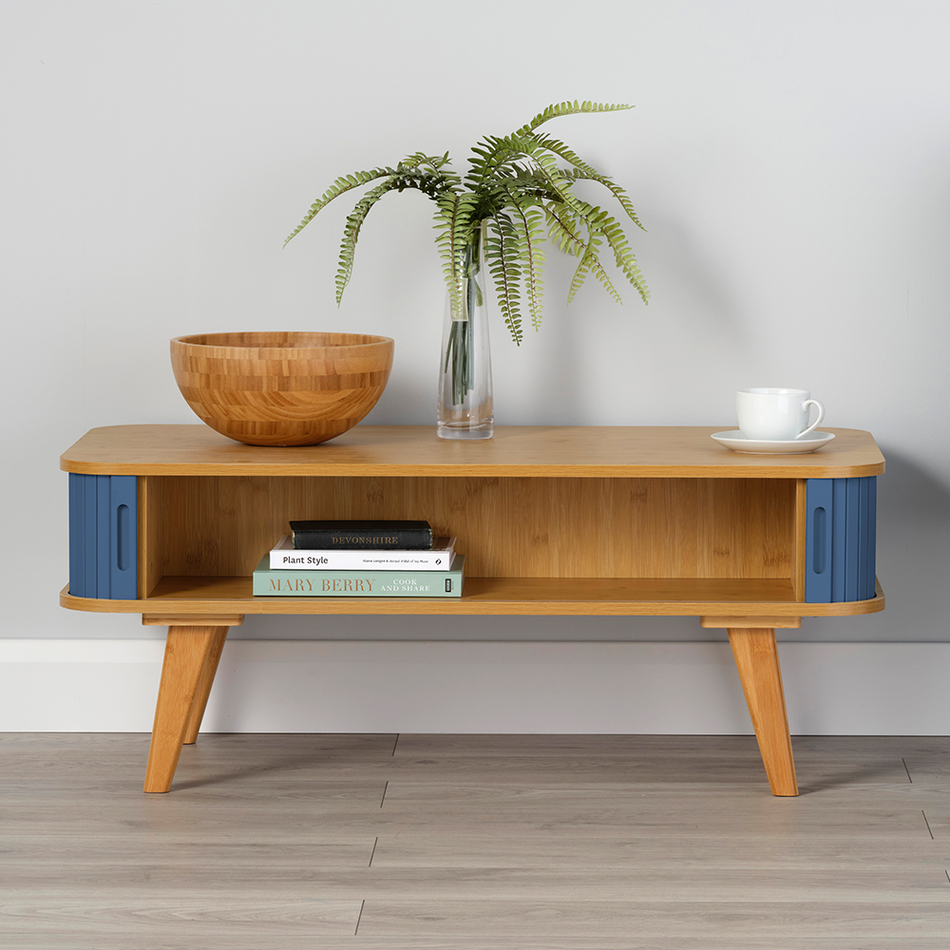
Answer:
top-left (170, 331), bottom-right (394, 446)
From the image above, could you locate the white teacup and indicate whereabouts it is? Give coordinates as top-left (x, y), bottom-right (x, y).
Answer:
top-left (736, 388), bottom-right (825, 441)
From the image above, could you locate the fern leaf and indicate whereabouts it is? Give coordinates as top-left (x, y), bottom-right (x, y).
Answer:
top-left (501, 188), bottom-right (546, 331)
top-left (522, 146), bottom-right (647, 304)
top-left (398, 151), bottom-right (450, 172)
top-left (518, 140), bottom-right (579, 196)
top-left (332, 164), bottom-right (463, 305)
top-left (572, 199), bottom-right (650, 304)
top-left (283, 166), bottom-right (395, 247)
top-left (516, 101), bottom-right (632, 136)
top-left (567, 245), bottom-right (595, 305)
top-left (333, 178), bottom-right (400, 305)
top-left (519, 144), bottom-right (595, 235)
top-left (485, 213), bottom-right (524, 345)
top-left (524, 132), bottom-right (600, 176)
top-left (573, 242), bottom-right (620, 305)
top-left (397, 152), bottom-right (462, 192)
top-left (561, 167), bottom-right (645, 230)
top-left (544, 202), bottom-right (622, 305)
top-left (433, 191), bottom-right (479, 316)
top-left (465, 134), bottom-right (531, 191)
top-left (525, 133), bottom-right (645, 231)
top-left (285, 153), bottom-right (458, 249)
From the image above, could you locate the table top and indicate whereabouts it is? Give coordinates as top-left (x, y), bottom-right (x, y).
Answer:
top-left (61, 425), bottom-right (885, 479)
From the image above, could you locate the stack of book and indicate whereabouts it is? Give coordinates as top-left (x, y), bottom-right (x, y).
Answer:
top-left (252, 520), bottom-right (464, 597)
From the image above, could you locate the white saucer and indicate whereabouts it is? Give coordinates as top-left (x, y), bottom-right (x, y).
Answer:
top-left (711, 430), bottom-right (836, 454)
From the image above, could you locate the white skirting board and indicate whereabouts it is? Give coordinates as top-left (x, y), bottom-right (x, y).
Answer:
top-left (1, 639), bottom-right (948, 735)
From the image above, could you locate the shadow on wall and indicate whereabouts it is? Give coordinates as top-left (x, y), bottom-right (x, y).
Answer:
top-left (642, 214), bottom-right (747, 340)
top-left (870, 445), bottom-right (950, 641)
top-left (876, 445), bottom-right (950, 524)
top-left (230, 613), bottom-right (704, 642)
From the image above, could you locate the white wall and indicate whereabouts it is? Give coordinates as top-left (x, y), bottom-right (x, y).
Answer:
top-left (2, 0), bottom-right (949, 734)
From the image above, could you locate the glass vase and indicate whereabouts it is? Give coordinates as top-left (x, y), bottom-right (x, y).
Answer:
top-left (437, 227), bottom-right (493, 440)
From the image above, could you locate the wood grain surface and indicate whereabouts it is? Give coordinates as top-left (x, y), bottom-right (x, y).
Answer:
top-left (2, 733), bottom-right (948, 947)
top-left (169, 333), bottom-right (394, 447)
top-left (61, 424), bottom-right (885, 478)
top-left (62, 576), bottom-right (886, 618)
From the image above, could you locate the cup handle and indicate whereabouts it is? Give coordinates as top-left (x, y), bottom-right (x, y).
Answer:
top-left (796, 399), bottom-right (825, 439)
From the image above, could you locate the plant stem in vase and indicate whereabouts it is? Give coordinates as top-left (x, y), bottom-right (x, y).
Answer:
top-left (438, 228), bottom-right (493, 440)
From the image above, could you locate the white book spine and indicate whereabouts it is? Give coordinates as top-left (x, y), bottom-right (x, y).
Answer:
top-left (268, 537), bottom-right (456, 570)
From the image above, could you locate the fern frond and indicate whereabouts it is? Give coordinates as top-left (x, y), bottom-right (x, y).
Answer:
top-left (398, 151), bottom-right (452, 172)
top-left (484, 213), bottom-right (523, 345)
top-left (568, 245), bottom-right (597, 305)
top-left (529, 135), bottom-right (645, 230)
top-left (333, 178), bottom-right (401, 305)
top-left (500, 187), bottom-right (546, 331)
top-left (518, 140), bottom-right (580, 194)
top-left (517, 144), bottom-right (593, 233)
top-left (558, 168), bottom-right (645, 231)
top-left (396, 152), bottom-right (462, 193)
top-left (519, 145), bottom-right (648, 304)
top-left (565, 220), bottom-right (610, 305)
top-left (571, 199), bottom-right (650, 305)
top-left (465, 134), bottom-right (532, 190)
top-left (433, 192), bottom-right (480, 316)
top-left (517, 101), bottom-right (632, 136)
top-left (284, 166), bottom-right (396, 247)
top-left (285, 153), bottom-right (459, 250)
top-left (332, 164), bottom-right (463, 304)
top-left (500, 167), bottom-right (561, 203)
top-left (543, 202), bottom-right (622, 305)
top-left (524, 132), bottom-right (600, 176)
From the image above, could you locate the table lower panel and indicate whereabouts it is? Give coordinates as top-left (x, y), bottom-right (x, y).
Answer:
top-left (60, 576), bottom-right (885, 617)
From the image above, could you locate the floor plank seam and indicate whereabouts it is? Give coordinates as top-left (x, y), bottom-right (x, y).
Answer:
top-left (391, 735), bottom-right (399, 757)
top-left (10, 735), bottom-right (950, 943)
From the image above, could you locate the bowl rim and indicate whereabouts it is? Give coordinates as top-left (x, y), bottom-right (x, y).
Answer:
top-left (171, 331), bottom-right (394, 353)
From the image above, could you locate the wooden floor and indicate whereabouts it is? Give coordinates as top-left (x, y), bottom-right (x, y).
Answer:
top-left (1, 733), bottom-right (949, 948)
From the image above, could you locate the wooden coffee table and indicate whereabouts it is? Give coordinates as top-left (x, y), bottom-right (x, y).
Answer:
top-left (61, 425), bottom-right (885, 795)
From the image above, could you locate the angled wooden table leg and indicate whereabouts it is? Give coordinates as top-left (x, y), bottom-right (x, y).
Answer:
top-left (144, 625), bottom-right (224, 793)
top-left (727, 627), bottom-right (799, 796)
top-left (184, 626), bottom-right (229, 745)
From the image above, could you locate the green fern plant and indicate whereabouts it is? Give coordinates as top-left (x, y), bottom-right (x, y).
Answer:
top-left (284, 100), bottom-right (649, 349)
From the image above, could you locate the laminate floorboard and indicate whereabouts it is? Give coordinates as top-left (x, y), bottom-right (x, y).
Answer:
top-left (2, 733), bottom-right (949, 949)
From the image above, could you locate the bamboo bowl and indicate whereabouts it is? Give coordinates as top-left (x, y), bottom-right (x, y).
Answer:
top-left (170, 331), bottom-right (394, 446)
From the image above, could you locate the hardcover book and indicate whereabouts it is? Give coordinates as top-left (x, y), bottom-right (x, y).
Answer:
top-left (269, 535), bottom-right (456, 570)
top-left (252, 554), bottom-right (465, 597)
top-left (290, 519), bottom-right (434, 550)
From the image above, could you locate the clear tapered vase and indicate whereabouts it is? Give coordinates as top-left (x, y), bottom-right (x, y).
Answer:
top-left (436, 230), bottom-right (493, 440)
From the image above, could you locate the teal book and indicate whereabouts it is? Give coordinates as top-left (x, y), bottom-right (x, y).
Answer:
top-left (252, 554), bottom-right (465, 597)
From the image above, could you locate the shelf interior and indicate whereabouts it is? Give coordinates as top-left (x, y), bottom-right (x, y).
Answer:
top-left (141, 475), bottom-right (799, 597)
